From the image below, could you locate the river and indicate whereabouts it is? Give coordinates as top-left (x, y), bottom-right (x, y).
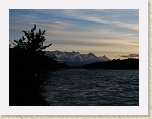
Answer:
top-left (43, 69), bottom-right (139, 106)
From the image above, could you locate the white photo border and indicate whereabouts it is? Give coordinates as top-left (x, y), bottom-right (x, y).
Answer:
top-left (0, 0), bottom-right (148, 115)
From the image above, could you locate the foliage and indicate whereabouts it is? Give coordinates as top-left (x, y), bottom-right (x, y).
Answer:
top-left (9, 25), bottom-right (69, 106)
top-left (11, 24), bottom-right (52, 51)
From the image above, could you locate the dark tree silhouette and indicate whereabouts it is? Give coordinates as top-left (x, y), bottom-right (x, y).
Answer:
top-left (9, 25), bottom-right (63, 106)
top-left (12, 24), bottom-right (52, 51)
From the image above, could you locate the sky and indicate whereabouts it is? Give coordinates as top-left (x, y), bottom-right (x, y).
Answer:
top-left (9, 9), bottom-right (139, 59)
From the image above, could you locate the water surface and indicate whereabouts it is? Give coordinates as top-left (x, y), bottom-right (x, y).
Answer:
top-left (43, 69), bottom-right (139, 106)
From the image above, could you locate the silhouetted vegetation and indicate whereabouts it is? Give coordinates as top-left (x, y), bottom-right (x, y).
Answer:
top-left (9, 25), bottom-right (69, 106)
top-left (82, 58), bottom-right (139, 70)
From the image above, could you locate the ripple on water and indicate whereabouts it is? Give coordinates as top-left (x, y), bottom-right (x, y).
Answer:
top-left (43, 69), bottom-right (139, 106)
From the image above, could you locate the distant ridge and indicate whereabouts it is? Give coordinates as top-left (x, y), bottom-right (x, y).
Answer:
top-left (82, 58), bottom-right (139, 70)
top-left (44, 50), bottom-right (110, 66)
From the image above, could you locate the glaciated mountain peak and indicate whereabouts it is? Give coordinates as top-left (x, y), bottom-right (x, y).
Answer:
top-left (44, 51), bottom-right (110, 66)
top-left (87, 52), bottom-right (95, 56)
top-left (98, 55), bottom-right (110, 61)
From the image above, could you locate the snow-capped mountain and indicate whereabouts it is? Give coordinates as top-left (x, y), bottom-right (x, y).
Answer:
top-left (98, 55), bottom-right (109, 61)
top-left (45, 50), bottom-right (110, 66)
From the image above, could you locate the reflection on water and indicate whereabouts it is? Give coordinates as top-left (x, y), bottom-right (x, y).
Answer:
top-left (43, 69), bottom-right (139, 106)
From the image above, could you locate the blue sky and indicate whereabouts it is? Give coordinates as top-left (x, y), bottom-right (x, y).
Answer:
top-left (9, 9), bottom-right (139, 59)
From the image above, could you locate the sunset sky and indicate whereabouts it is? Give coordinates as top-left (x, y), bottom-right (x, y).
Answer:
top-left (9, 9), bottom-right (139, 59)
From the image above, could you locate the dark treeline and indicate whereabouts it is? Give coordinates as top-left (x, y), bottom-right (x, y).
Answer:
top-left (82, 58), bottom-right (139, 69)
top-left (9, 25), bottom-right (69, 106)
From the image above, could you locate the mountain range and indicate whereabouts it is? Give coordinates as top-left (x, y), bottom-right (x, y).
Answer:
top-left (44, 50), bottom-right (110, 66)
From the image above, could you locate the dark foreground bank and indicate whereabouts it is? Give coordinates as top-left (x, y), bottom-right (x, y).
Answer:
top-left (9, 25), bottom-right (69, 106)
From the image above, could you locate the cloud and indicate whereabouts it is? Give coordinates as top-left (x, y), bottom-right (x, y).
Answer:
top-left (60, 9), bottom-right (139, 31)
top-left (29, 21), bottom-right (72, 29)
top-left (9, 9), bottom-right (139, 59)
top-left (120, 54), bottom-right (139, 58)
top-left (112, 22), bottom-right (138, 31)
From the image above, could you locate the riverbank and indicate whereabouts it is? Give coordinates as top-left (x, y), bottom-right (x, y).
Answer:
top-left (9, 48), bottom-right (59, 106)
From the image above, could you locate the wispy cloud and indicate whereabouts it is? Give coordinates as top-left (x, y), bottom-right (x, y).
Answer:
top-left (120, 54), bottom-right (139, 58)
top-left (112, 22), bottom-right (138, 31)
top-left (9, 9), bottom-right (139, 59)
top-left (60, 9), bottom-right (139, 31)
